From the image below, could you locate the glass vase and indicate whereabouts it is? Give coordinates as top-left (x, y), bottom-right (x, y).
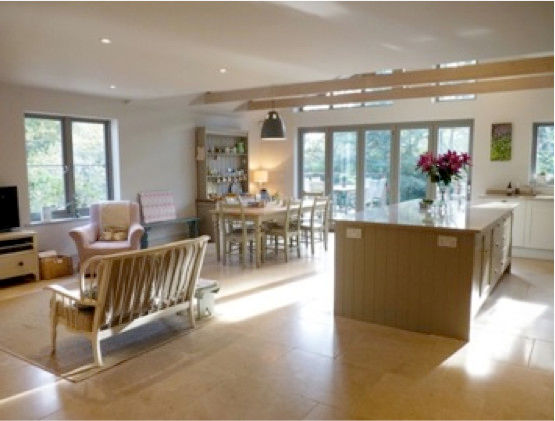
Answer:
top-left (438, 184), bottom-right (448, 217)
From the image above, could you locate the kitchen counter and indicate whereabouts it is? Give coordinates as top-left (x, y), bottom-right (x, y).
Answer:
top-left (334, 199), bottom-right (517, 232)
top-left (334, 199), bottom-right (514, 340)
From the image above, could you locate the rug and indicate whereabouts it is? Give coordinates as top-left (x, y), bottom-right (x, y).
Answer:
top-left (0, 280), bottom-right (202, 382)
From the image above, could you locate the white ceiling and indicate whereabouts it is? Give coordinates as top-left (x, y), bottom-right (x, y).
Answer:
top-left (0, 1), bottom-right (552, 100)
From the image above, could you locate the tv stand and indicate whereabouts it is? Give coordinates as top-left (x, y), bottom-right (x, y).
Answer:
top-left (0, 230), bottom-right (39, 282)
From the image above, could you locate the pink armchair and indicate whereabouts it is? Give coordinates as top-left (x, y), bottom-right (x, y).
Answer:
top-left (69, 202), bottom-right (144, 266)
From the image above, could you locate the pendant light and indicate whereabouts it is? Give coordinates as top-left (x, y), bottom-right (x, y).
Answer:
top-left (260, 110), bottom-right (286, 141)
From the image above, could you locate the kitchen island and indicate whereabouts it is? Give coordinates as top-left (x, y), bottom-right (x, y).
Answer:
top-left (334, 200), bottom-right (516, 340)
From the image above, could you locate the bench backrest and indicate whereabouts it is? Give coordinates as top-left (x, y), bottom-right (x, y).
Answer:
top-left (81, 236), bottom-right (209, 330)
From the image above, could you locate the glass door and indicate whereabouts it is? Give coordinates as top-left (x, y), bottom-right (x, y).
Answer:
top-left (364, 129), bottom-right (392, 208)
top-left (331, 131), bottom-right (358, 217)
top-left (300, 131), bottom-right (326, 195)
top-left (398, 127), bottom-right (430, 202)
top-left (437, 125), bottom-right (472, 199)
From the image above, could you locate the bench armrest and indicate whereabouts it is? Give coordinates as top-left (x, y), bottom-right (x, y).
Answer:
top-left (45, 284), bottom-right (97, 307)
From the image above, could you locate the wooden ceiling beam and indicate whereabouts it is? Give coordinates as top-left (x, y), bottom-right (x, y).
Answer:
top-left (201, 56), bottom-right (553, 104)
top-left (243, 75), bottom-right (554, 110)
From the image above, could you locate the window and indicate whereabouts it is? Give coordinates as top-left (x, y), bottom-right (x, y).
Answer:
top-left (298, 120), bottom-right (473, 210)
top-left (532, 123), bottom-right (554, 184)
top-left (25, 115), bottom-right (113, 221)
top-left (435, 60), bottom-right (477, 102)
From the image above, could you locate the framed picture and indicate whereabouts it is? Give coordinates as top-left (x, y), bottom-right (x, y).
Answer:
top-left (491, 123), bottom-right (512, 161)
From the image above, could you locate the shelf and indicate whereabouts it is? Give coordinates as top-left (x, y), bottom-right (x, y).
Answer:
top-left (207, 153), bottom-right (248, 157)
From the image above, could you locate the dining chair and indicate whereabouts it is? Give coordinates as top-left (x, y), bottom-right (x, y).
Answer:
top-left (263, 198), bottom-right (302, 262)
top-left (301, 196), bottom-right (330, 254)
top-left (217, 202), bottom-right (256, 266)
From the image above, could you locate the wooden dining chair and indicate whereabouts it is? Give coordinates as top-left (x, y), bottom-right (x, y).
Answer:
top-left (301, 196), bottom-right (330, 254)
top-left (263, 199), bottom-right (302, 262)
top-left (217, 202), bottom-right (256, 266)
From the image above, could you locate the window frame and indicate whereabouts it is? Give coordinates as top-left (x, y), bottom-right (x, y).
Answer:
top-left (25, 113), bottom-right (113, 221)
top-left (531, 122), bottom-right (555, 185)
top-left (297, 119), bottom-right (474, 207)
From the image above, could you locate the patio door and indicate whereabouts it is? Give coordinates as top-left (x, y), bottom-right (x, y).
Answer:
top-left (299, 130), bottom-right (326, 195)
top-left (331, 130), bottom-right (358, 217)
top-left (298, 120), bottom-right (473, 212)
top-left (398, 127), bottom-right (431, 202)
top-left (364, 129), bottom-right (392, 208)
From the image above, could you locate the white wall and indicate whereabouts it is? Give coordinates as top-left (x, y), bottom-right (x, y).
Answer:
top-left (0, 83), bottom-right (244, 255)
top-left (246, 89), bottom-right (554, 200)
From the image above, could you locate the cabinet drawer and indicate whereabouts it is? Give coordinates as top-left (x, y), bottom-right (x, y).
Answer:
top-left (0, 252), bottom-right (38, 280)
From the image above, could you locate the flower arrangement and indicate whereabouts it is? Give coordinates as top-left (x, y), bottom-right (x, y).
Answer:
top-left (416, 150), bottom-right (471, 186)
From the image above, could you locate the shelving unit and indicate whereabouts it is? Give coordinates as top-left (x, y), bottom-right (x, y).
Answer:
top-left (195, 127), bottom-right (249, 238)
top-left (0, 230), bottom-right (39, 282)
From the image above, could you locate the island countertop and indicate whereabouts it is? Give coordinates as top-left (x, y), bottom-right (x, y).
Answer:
top-left (334, 199), bottom-right (518, 233)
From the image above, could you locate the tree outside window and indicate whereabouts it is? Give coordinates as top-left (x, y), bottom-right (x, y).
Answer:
top-left (24, 115), bottom-right (112, 221)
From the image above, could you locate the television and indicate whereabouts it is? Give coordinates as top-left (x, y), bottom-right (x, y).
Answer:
top-left (0, 186), bottom-right (20, 231)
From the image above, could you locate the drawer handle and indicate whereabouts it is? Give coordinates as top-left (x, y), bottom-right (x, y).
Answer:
top-left (18, 261), bottom-right (24, 266)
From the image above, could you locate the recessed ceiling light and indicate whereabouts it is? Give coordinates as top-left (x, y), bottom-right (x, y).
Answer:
top-left (100, 38), bottom-right (112, 44)
top-left (109, 85), bottom-right (116, 89)
top-left (219, 68), bottom-right (228, 74)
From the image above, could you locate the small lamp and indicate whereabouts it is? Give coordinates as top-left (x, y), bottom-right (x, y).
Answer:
top-left (253, 170), bottom-right (269, 200)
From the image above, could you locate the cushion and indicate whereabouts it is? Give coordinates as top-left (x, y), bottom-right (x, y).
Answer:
top-left (99, 201), bottom-right (131, 233)
top-left (88, 241), bottom-right (131, 250)
top-left (99, 225), bottom-right (128, 241)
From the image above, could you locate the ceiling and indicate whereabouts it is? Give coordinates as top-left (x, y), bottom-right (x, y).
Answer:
top-left (0, 1), bottom-right (552, 100)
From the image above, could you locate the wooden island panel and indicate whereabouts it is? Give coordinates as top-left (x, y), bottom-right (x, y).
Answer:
top-left (334, 200), bottom-right (515, 340)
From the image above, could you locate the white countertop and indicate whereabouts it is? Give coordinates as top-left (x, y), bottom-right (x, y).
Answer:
top-left (334, 199), bottom-right (517, 232)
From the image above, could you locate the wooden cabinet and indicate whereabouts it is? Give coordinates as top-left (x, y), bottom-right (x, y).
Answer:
top-left (196, 200), bottom-right (216, 240)
top-left (490, 214), bottom-right (512, 288)
top-left (0, 230), bottom-right (39, 281)
top-left (196, 127), bottom-right (249, 201)
top-left (195, 127), bottom-right (249, 239)
top-left (479, 228), bottom-right (493, 298)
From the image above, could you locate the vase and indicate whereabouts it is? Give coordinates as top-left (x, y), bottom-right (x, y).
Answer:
top-left (438, 184), bottom-right (448, 217)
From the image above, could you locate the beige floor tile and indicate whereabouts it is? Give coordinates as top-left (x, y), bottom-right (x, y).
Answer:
top-left (529, 339), bottom-right (555, 371)
top-left (303, 402), bottom-right (363, 420)
top-left (0, 241), bottom-right (552, 420)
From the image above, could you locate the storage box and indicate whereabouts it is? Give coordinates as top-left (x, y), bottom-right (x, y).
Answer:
top-left (39, 255), bottom-right (73, 280)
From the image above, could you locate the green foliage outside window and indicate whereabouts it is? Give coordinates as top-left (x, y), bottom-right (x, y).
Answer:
top-left (25, 117), bottom-right (109, 219)
top-left (535, 125), bottom-right (554, 183)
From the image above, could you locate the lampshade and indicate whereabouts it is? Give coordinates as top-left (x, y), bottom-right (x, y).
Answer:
top-left (253, 170), bottom-right (269, 184)
top-left (260, 110), bottom-right (286, 141)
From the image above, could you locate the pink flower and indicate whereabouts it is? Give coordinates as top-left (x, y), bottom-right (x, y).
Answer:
top-left (416, 152), bottom-right (436, 172)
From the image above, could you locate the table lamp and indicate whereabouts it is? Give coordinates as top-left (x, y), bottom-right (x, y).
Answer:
top-left (253, 170), bottom-right (269, 200)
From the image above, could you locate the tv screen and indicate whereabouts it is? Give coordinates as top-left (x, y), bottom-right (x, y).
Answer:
top-left (0, 186), bottom-right (20, 231)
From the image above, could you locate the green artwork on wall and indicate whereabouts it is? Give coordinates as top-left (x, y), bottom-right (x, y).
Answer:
top-left (491, 123), bottom-right (512, 161)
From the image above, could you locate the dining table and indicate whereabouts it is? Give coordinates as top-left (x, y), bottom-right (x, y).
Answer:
top-left (209, 200), bottom-right (314, 267)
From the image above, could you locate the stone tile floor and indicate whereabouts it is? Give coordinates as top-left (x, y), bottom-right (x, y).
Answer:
top-left (0, 235), bottom-right (552, 419)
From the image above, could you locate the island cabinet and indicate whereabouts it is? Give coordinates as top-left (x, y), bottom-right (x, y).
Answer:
top-left (334, 201), bottom-right (515, 340)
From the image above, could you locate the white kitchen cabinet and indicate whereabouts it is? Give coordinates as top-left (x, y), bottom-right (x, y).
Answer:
top-left (511, 200), bottom-right (526, 247)
top-left (477, 195), bottom-right (553, 258)
top-left (526, 200), bottom-right (554, 250)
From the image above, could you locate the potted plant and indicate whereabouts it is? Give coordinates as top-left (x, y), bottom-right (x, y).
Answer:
top-left (416, 150), bottom-right (471, 214)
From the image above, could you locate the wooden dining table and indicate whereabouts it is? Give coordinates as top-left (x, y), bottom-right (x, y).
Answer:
top-left (209, 201), bottom-right (313, 267)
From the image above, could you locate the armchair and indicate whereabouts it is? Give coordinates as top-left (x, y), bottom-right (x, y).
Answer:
top-left (69, 202), bottom-right (144, 267)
